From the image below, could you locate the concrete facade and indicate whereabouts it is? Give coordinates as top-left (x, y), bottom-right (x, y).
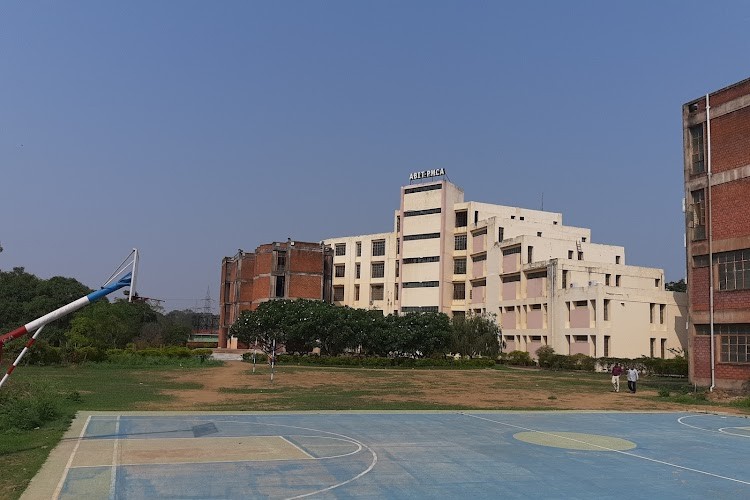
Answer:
top-left (218, 241), bottom-right (333, 348)
top-left (683, 77), bottom-right (750, 389)
top-left (325, 177), bottom-right (687, 360)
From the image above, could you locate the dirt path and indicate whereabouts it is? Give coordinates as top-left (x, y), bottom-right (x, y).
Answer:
top-left (141, 361), bottom-right (743, 414)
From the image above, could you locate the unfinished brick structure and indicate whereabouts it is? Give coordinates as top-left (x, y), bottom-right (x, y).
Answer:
top-left (683, 77), bottom-right (750, 389)
top-left (218, 241), bottom-right (333, 348)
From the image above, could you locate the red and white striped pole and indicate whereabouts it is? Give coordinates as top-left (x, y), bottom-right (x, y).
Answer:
top-left (0, 325), bottom-right (46, 389)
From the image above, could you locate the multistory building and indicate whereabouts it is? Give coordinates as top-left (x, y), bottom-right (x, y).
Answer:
top-left (325, 174), bottom-right (687, 360)
top-left (683, 77), bottom-right (750, 389)
top-left (218, 240), bottom-right (332, 348)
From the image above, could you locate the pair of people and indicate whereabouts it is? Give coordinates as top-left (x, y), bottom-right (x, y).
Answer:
top-left (611, 363), bottom-right (639, 393)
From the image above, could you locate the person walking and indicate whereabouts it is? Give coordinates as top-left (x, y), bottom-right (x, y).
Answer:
top-left (627, 366), bottom-right (639, 393)
top-left (611, 363), bottom-right (623, 392)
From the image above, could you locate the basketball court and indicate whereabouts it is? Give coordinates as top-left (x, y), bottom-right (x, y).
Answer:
top-left (23, 410), bottom-right (750, 499)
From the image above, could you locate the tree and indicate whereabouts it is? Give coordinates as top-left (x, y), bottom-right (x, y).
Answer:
top-left (665, 279), bottom-right (687, 292)
top-left (450, 313), bottom-right (501, 358)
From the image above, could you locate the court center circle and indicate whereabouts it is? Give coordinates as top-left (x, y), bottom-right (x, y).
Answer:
top-left (513, 431), bottom-right (636, 451)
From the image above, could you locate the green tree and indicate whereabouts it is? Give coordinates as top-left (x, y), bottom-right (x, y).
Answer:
top-left (665, 279), bottom-right (687, 292)
top-left (450, 313), bottom-right (501, 358)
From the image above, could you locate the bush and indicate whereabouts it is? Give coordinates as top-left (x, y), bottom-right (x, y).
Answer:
top-left (500, 350), bottom-right (535, 367)
top-left (658, 387), bottom-right (671, 398)
top-left (269, 354), bottom-right (496, 369)
top-left (0, 383), bottom-right (60, 431)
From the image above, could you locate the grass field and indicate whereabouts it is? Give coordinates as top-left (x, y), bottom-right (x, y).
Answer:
top-left (1, 360), bottom-right (747, 499)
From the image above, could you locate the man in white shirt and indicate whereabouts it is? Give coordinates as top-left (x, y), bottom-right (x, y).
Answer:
top-left (627, 367), bottom-right (639, 393)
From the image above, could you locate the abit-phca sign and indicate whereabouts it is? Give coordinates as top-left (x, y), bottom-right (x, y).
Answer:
top-left (409, 168), bottom-right (446, 181)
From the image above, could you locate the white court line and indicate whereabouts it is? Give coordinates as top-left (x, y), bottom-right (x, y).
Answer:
top-left (677, 414), bottom-right (750, 437)
top-left (52, 415), bottom-right (92, 500)
top-left (464, 413), bottom-right (750, 486)
top-left (109, 416), bottom-right (120, 500)
top-left (718, 427), bottom-right (750, 438)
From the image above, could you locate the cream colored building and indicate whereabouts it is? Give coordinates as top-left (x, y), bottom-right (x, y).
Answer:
top-left (325, 177), bottom-right (687, 359)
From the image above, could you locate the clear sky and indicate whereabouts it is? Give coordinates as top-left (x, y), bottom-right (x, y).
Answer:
top-left (2, 1), bottom-right (749, 313)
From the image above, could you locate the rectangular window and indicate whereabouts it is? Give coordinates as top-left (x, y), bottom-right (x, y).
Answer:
top-left (456, 210), bottom-right (467, 227)
top-left (396, 261), bottom-right (400, 278)
top-left (403, 281), bottom-right (440, 288)
top-left (528, 246), bottom-right (533, 264)
top-left (394, 283), bottom-right (399, 300)
top-left (616, 275), bottom-right (621, 286)
top-left (401, 306), bottom-right (439, 313)
top-left (396, 216), bottom-right (400, 232)
top-left (455, 234), bottom-right (467, 250)
top-left (403, 232), bottom-right (440, 241)
top-left (335, 243), bottom-right (346, 256)
top-left (660, 304), bottom-right (665, 324)
top-left (403, 256), bottom-right (440, 264)
top-left (333, 286), bottom-right (344, 301)
top-left (335, 264), bottom-right (345, 278)
top-left (604, 336), bottom-right (610, 357)
top-left (650, 303), bottom-right (655, 324)
top-left (371, 284), bottom-right (384, 301)
top-left (372, 240), bottom-right (386, 256)
top-left (453, 282), bottom-right (466, 300)
top-left (371, 262), bottom-right (385, 278)
top-left (691, 189), bottom-right (706, 241)
top-left (661, 338), bottom-right (666, 359)
top-left (498, 227), bottom-right (504, 241)
top-left (616, 256), bottom-right (621, 264)
top-left (694, 254), bottom-right (709, 268)
top-left (690, 124), bottom-right (705, 175)
top-left (604, 299), bottom-right (610, 321)
top-left (454, 258), bottom-right (467, 274)
top-left (397, 238), bottom-right (400, 254)
top-left (577, 251), bottom-right (583, 261)
top-left (405, 208), bottom-right (442, 217)
top-left (356, 263), bottom-right (361, 279)
top-left (502, 246), bottom-right (521, 255)
top-left (275, 275), bottom-right (285, 298)
top-left (568, 250), bottom-right (574, 259)
top-left (356, 241), bottom-right (362, 257)
top-left (650, 338), bottom-right (655, 357)
top-left (605, 274), bottom-right (611, 286)
top-left (717, 249), bottom-right (750, 291)
top-left (276, 251), bottom-right (286, 271)
top-left (404, 183), bottom-right (442, 194)
top-left (655, 278), bottom-right (661, 288)
top-left (354, 285), bottom-right (360, 301)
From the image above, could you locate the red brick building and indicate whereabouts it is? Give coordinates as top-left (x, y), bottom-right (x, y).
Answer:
top-left (683, 77), bottom-right (750, 390)
top-left (218, 240), bottom-right (333, 348)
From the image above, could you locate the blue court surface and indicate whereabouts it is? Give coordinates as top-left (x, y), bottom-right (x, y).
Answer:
top-left (23, 410), bottom-right (750, 499)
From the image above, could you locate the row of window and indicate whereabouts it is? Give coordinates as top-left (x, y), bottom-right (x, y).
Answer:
top-left (692, 249), bottom-right (750, 291)
top-left (334, 240), bottom-right (386, 257)
top-left (333, 284), bottom-right (388, 302)
top-left (695, 324), bottom-right (750, 363)
top-left (335, 262), bottom-right (386, 279)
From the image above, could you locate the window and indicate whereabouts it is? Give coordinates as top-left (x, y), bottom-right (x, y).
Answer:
top-left (333, 286), bottom-right (344, 301)
top-left (275, 275), bottom-right (285, 298)
top-left (372, 240), bottom-right (386, 256)
top-left (604, 299), bottom-right (610, 321)
top-left (528, 246), bottom-right (533, 264)
top-left (577, 251), bottom-right (583, 260)
top-left (404, 183), bottom-right (442, 194)
top-left (453, 282), bottom-right (466, 300)
top-left (454, 258), bottom-right (467, 274)
top-left (655, 278), bottom-right (661, 288)
top-left (502, 246), bottom-right (521, 255)
top-left (405, 208), bottom-right (442, 217)
top-left (354, 285), bottom-right (360, 301)
top-left (660, 304), bottom-right (665, 324)
top-left (403, 281), bottom-right (439, 288)
top-left (455, 234), bottom-right (467, 250)
top-left (403, 232), bottom-right (440, 241)
top-left (562, 270), bottom-right (568, 289)
top-left (605, 274), bottom-right (611, 286)
top-left (690, 189), bottom-right (706, 241)
top-left (356, 241), bottom-right (362, 257)
top-left (568, 250), bottom-right (574, 259)
top-left (394, 283), bottom-right (399, 300)
top-left (689, 124), bottom-right (705, 175)
top-left (694, 255), bottom-right (709, 267)
top-left (472, 253), bottom-right (486, 262)
top-left (649, 303), bottom-right (655, 324)
top-left (335, 264), bottom-right (345, 278)
top-left (616, 256), bottom-right (621, 264)
top-left (650, 338), bottom-right (655, 357)
top-left (371, 262), bottom-right (385, 278)
top-left (397, 238), bottom-right (400, 254)
top-left (604, 336), bottom-right (610, 357)
top-left (616, 275), bottom-right (621, 286)
top-left (395, 261), bottom-right (400, 278)
top-left (498, 227), bottom-right (504, 241)
top-left (276, 251), bottom-right (286, 271)
top-left (371, 284), bottom-right (384, 301)
top-left (581, 237), bottom-right (586, 242)
top-left (661, 339), bottom-right (666, 359)
top-left (401, 306), bottom-right (439, 313)
top-left (403, 256), bottom-right (440, 264)
top-left (537, 232), bottom-right (542, 237)
top-left (356, 263), bottom-right (361, 279)
top-left (717, 249), bottom-right (750, 291)
top-left (396, 216), bottom-right (400, 232)
top-left (474, 211), bottom-right (479, 224)
top-left (335, 243), bottom-right (346, 256)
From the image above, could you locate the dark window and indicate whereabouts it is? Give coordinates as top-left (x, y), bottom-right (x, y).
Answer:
top-left (371, 284), bottom-right (384, 301)
top-left (355, 285), bottom-right (360, 301)
top-left (454, 258), bottom-right (467, 274)
top-left (372, 240), bottom-right (386, 256)
top-left (405, 208), bottom-right (442, 217)
top-left (276, 251), bottom-right (286, 271)
top-left (335, 264), bottom-right (345, 278)
top-left (694, 254), bottom-right (709, 267)
top-left (474, 211), bottom-right (479, 224)
top-left (356, 263), bottom-right (361, 279)
top-left (403, 232), bottom-right (440, 241)
top-left (275, 275), bottom-right (285, 298)
top-left (455, 211), bottom-right (468, 227)
top-left (356, 241), bottom-right (362, 257)
top-left (396, 261), bottom-right (400, 278)
top-left (401, 306), bottom-right (439, 313)
top-left (498, 227), bottom-right (504, 241)
top-left (403, 281), bottom-right (439, 288)
top-left (528, 246), bottom-right (534, 263)
top-left (455, 234), bottom-right (467, 250)
top-left (502, 246), bottom-right (521, 255)
top-left (403, 256), bottom-right (440, 264)
top-left (371, 262), bottom-right (385, 278)
top-left (333, 286), bottom-right (344, 301)
top-left (604, 299), bottom-right (610, 321)
top-left (335, 243), bottom-right (346, 256)
top-left (689, 124), bottom-right (705, 175)
top-left (394, 283), bottom-right (399, 300)
top-left (404, 183), bottom-right (442, 194)
top-left (691, 189), bottom-right (706, 241)
top-left (396, 216), bottom-right (400, 232)
top-left (721, 335), bottom-right (750, 363)
top-left (717, 249), bottom-right (750, 291)
top-left (453, 282), bottom-right (466, 300)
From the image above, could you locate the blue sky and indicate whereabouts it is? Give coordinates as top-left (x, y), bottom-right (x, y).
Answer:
top-left (2, 1), bottom-right (749, 313)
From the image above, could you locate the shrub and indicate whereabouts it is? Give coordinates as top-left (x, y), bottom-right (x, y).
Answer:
top-left (658, 387), bottom-right (671, 398)
top-left (500, 350), bottom-right (535, 367)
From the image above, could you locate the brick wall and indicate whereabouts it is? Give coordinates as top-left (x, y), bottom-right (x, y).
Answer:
top-left (289, 274), bottom-right (323, 299)
top-left (289, 247), bottom-right (324, 273)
